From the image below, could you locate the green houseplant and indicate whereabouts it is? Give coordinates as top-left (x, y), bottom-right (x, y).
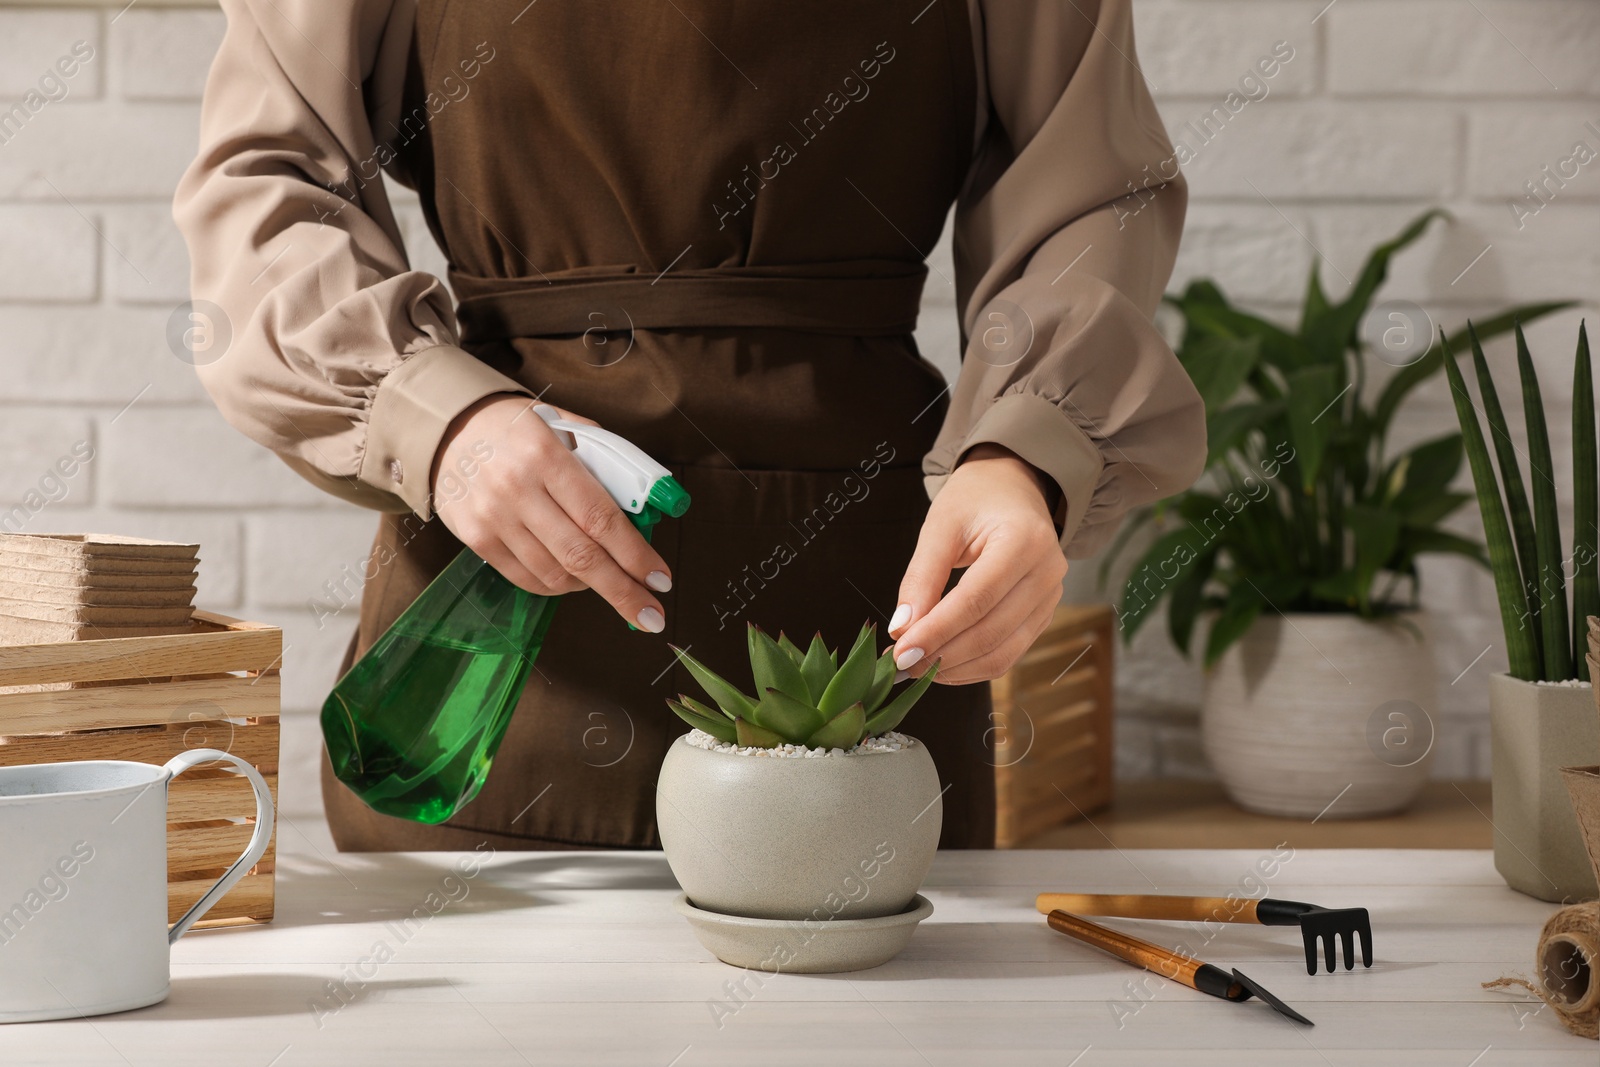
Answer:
top-left (1111, 210), bottom-right (1573, 818)
top-left (655, 622), bottom-right (945, 972)
top-left (1444, 321), bottom-right (1600, 902)
top-left (665, 622), bottom-right (939, 749)
top-left (1115, 211), bottom-right (1570, 664)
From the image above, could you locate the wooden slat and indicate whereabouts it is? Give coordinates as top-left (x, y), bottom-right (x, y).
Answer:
top-left (1009, 636), bottom-right (1096, 691)
top-left (168, 870), bottom-right (275, 927)
top-left (1003, 737), bottom-right (1103, 797)
top-left (1000, 763), bottom-right (1107, 844)
top-left (994, 603), bottom-right (1114, 848)
top-left (991, 701), bottom-right (1100, 765)
top-left (0, 716), bottom-right (280, 773)
top-left (169, 819), bottom-right (278, 880)
top-left (1005, 670), bottom-right (1099, 721)
top-left (168, 772), bottom-right (279, 823)
top-left (0, 610), bottom-right (281, 688)
top-left (0, 674), bottom-right (279, 735)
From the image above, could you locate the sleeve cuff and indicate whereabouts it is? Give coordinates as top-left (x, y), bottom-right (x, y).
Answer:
top-left (361, 344), bottom-right (533, 519)
top-left (924, 391), bottom-right (1104, 556)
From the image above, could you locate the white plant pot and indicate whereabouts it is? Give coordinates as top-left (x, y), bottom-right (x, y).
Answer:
top-left (1488, 674), bottom-right (1600, 902)
top-left (1201, 612), bottom-right (1437, 818)
top-left (655, 735), bottom-right (941, 922)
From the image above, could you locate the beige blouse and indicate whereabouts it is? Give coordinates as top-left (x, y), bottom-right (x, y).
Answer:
top-left (174, 0), bottom-right (1205, 559)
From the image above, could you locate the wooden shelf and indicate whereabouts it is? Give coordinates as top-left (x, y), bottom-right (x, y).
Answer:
top-left (1016, 778), bottom-right (1493, 850)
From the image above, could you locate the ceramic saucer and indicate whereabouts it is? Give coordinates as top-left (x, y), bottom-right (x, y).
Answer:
top-left (673, 892), bottom-right (933, 973)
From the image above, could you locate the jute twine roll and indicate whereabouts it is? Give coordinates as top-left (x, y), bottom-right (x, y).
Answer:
top-left (1486, 903), bottom-right (1600, 1039)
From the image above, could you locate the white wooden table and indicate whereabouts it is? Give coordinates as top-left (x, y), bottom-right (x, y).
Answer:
top-left (1, 846), bottom-right (1590, 1066)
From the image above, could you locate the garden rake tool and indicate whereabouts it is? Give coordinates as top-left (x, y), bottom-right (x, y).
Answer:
top-left (1043, 910), bottom-right (1314, 1026)
top-left (1036, 893), bottom-right (1373, 976)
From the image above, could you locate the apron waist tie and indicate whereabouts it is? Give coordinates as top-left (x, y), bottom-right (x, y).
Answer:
top-left (450, 262), bottom-right (927, 342)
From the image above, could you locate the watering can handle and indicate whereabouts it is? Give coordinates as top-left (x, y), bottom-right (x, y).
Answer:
top-left (162, 748), bottom-right (276, 945)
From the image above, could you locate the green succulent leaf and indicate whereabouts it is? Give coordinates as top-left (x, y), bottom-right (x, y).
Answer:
top-left (1469, 322), bottom-right (1542, 669)
top-left (776, 631), bottom-right (805, 666)
top-left (1442, 329), bottom-right (1540, 679)
top-left (864, 660), bottom-right (939, 737)
top-left (748, 624), bottom-right (811, 702)
top-left (862, 647), bottom-right (896, 713)
top-left (680, 694), bottom-right (733, 722)
top-left (753, 687), bottom-right (826, 744)
top-left (666, 699), bottom-right (737, 744)
top-left (1571, 322), bottom-right (1598, 679)
top-left (817, 623), bottom-right (877, 716)
top-left (1518, 321), bottom-right (1572, 680)
top-left (806, 702), bottom-right (867, 750)
top-left (799, 632), bottom-right (833, 703)
top-left (670, 645), bottom-right (757, 721)
top-left (734, 717), bottom-right (786, 749)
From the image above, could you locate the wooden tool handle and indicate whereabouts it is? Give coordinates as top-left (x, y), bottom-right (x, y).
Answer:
top-left (1045, 910), bottom-right (1205, 988)
top-left (1036, 893), bottom-right (1261, 925)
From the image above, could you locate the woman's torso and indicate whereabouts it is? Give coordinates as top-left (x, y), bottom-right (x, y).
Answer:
top-left (390, 0), bottom-right (977, 466)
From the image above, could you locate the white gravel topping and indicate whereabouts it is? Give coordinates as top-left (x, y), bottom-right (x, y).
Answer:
top-left (683, 729), bottom-right (914, 757)
top-left (1534, 678), bottom-right (1592, 687)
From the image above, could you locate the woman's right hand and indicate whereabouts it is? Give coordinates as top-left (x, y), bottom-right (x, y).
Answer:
top-left (430, 393), bottom-right (672, 632)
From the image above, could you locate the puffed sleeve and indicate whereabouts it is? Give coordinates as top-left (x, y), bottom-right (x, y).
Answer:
top-left (925, 0), bottom-right (1206, 557)
top-left (173, 0), bottom-right (531, 518)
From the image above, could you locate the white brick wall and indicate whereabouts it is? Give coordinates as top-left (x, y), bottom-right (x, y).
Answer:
top-left (0, 1), bottom-right (1593, 820)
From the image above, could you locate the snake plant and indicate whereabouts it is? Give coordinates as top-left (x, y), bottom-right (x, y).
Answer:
top-left (1445, 320), bottom-right (1594, 682)
top-left (666, 623), bottom-right (939, 749)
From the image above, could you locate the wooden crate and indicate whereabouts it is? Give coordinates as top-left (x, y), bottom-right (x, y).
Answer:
top-left (992, 603), bottom-right (1114, 848)
top-left (0, 609), bottom-right (280, 927)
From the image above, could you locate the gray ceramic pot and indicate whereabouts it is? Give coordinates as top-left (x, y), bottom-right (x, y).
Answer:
top-left (1489, 674), bottom-right (1600, 902)
top-left (655, 735), bottom-right (942, 921)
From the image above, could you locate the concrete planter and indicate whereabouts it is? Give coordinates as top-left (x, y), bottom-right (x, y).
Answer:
top-left (1489, 675), bottom-right (1600, 902)
top-left (1202, 612), bottom-right (1436, 818)
top-left (654, 735), bottom-right (941, 922)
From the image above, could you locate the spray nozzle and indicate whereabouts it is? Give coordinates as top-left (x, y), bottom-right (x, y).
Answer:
top-left (532, 404), bottom-right (690, 538)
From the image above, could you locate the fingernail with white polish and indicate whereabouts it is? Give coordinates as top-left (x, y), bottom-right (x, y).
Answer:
top-left (636, 606), bottom-right (665, 633)
top-left (646, 570), bottom-right (672, 593)
top-left (893, 669), bottom-right (910, 683)
top-left (894, 646), bottom-right (924, 671)
top-left (888, 603), bottom-right (911, 632)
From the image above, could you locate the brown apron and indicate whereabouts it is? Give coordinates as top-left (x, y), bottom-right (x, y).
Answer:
top-left (321, 0), bottom-right (996, 849)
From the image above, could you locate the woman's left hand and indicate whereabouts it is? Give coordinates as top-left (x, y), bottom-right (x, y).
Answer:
top-left (889, 444), bottom-right (1067, 685)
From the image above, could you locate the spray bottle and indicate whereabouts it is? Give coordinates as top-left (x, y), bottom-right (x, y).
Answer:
top-left (321, 405), bottom-right (690, 824)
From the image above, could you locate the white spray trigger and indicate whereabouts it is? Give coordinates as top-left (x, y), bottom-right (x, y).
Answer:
top-left (533, 404), bottom-right (670, 515)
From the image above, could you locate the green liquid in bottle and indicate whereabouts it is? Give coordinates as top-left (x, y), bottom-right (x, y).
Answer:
top-left (322, 474), bottom-right (688, 825)
top-left (321, 549), bottom-right (558, 824)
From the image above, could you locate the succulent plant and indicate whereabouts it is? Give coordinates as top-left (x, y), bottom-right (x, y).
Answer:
top-left (665, 622), bottom-right (938, 749)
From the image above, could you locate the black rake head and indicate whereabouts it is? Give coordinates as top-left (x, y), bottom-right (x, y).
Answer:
top-left (1256, 898), bottom-right (1373, 974)
top-left (1297, 905), bottom-right (1373, 975)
